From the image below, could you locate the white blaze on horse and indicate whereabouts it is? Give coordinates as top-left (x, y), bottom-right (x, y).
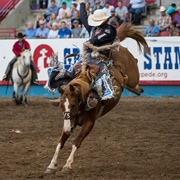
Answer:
top-left (45, 23), bottom-right (150, 174)
top-left (11, 50), bottom-right (32, 106)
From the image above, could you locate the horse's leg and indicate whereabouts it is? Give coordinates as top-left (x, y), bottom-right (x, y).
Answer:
top-left (45, 130), bottom-right (70, 174)
top-left (62, 119), bottom-right (95, 172)
top-left (23, 82), bottom-right (30, 106)
top-left (13, 83), bottom-right (19, 104)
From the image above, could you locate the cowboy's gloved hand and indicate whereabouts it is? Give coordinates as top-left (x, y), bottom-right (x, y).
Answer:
top-left (83, 42), bottom-right (91, 50)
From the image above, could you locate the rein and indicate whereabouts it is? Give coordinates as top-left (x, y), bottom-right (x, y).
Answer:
top-left (17, 68), bottom-right (29, 84)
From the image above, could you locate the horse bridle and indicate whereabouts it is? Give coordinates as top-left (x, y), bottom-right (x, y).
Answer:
top-left (64, 110), bottom-right (82, 120)
top-left (63, 99), bottom-right (83, 120)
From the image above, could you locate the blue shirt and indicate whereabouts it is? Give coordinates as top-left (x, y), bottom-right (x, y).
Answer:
top-left (144, 25), bottom-right (160, 36)
top-left (35, 27), bottom-right (49, 38)
top-left (45, 5), bottom-right (59, 21)
top-left (24, 28), bottom-right (36, 39)
top-left (58, 28), bottom-right (71, 38)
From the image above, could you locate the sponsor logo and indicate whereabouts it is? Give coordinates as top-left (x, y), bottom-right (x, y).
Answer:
top-left (33, 44), bottom-right (54, 73)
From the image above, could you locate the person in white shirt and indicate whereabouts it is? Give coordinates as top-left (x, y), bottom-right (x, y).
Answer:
top-left (48, 22), bottom-right (59, 38)
top-left (103, 1), bottom-right (114, 16)
top-left (128, 0), bottom-right (145, 25)
top-left (115, 0), bottom-right (129, 22)
top-left (57, 2), bottom-right (71, 21)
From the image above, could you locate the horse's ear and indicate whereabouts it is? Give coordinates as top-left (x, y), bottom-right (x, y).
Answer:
top-left (69, 84), bottom-right (75, 91)
top-left (58, 86), bottom-right (64, 94)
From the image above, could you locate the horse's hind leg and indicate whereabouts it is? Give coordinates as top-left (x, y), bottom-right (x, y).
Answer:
top-left (62, 119), bottom-right (95, 173)
top-left (45, 130), bottom-right (70, 174)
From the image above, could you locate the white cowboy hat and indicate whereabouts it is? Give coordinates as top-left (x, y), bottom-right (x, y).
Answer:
top-left (88, 9), bottom-right (109, 27)
top-left (159, 6), bottom-right (166, 12)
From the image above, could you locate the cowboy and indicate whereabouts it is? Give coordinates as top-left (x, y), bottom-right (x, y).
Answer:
top-left (2, 32), bottom-right (38, 85)
top-left (47, 3), bottom-right (117, 110)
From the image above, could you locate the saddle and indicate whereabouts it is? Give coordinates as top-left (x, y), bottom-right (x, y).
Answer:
top-left (74, 63), bottom-right (100, 79)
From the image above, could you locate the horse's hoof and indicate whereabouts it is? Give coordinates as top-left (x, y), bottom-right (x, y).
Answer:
top-left (45, 168), bottom-right (56, 174)
top-left (61, 167), bottom-right (72, 174)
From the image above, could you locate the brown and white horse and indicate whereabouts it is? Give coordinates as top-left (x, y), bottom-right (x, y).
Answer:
top-left (45, 23), bottom-right (149, 174)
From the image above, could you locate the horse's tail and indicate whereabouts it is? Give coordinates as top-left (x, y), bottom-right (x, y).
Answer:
top-left (117, 23), bottom-right (150, 55)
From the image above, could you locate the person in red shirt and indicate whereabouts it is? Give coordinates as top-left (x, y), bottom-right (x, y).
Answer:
top-left (2, 33), bottom-right (38, 85)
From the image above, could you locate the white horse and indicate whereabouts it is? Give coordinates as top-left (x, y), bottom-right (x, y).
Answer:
top-left (11, 50), bottom-right (32, 106)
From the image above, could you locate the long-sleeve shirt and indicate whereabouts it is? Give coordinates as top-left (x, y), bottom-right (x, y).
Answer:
top-left (156, 14), bottom-right (172, 31)
top-left (80, 3), bottom-right (117, 56)
top-left (12, 40), bottom-right (30, 56)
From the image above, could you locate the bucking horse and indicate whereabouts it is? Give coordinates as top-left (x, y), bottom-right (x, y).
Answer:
top-left (45, 23), bottom-right (149, 174)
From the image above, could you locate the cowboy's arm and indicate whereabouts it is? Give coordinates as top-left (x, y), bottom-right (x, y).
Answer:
top-left (12, 42), bottom-right (21, 56)
top-left (79, 2), bottom-right (92, 34)
top-left (24, 41), bottom-right (31, 50)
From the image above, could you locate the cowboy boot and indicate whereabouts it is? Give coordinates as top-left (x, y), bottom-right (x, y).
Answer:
top-left (30, 61), bottom-right (39, 85)
top-left (85, 89), bottom-right (100, 111)
top-left (2, 57), bottom-right (17, 81)
top-left (55, 69), bottom-right (75, 81)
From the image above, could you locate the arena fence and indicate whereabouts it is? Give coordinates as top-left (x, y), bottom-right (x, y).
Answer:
top-left (0, 28), bottom-right (16, 39)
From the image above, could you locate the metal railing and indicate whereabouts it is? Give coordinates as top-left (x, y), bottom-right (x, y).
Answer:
top-left (0, 28), bottom-right (16, 39)
top-left (0, 0), bottom-right (20, 23)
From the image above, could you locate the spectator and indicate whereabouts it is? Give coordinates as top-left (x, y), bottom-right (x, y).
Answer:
top-left (108, 8), bottom-right (121, 28)
top-left (71, 20), bottom-right (82, 38)
top-left (129, 0), bottom-right (146, 25)
top-left (71, 10), bottom-right (82, 29)
top-left (24, 22), bottom-right (36, 38)
top-left (58, 21), bottom-right (71, 38)
top-left (60, 12), bottom-right (72, 29)
top-left (156, 6), bottom-right (172, 33)
top-left (34, 13), bottom-right (45, 29)
top-left (109, 0), bottom-right (118, 8)
top-left (93, 0), bottom-right (104, 13)
top-left (35, 20), bottom-right (49, 38)
top-left (57, 2), bottom-right (71, 20)
top-left (100, 0), bottom-right (105, 7)
top-left (40, 0), bottom-right (48, 9)
top-left (173, 7), bottom-right (180, 31)
top-left (48, 22), bottom-right (59, 38)
top-left (166, 3), bottom-right (176, 16)
top-left (72, 0), bottom-right (80, 11)
top-left (80, 24), bottom-right (90, 38)
top-left (48, 0), bottom-right (61, 8)
top-left (144, 19), bottom-right (160, 37)
top-left (85, 2), bottom-right (93, 14)
top-left (46, 13), bottom-right (59, 29)
top-left (122, 0), bottom-right (130, 9)
top-left (85, 0), bottom-right (95, 9)
top-left (103, 1), bottom-right (114, 16)
top-left (169, 21), bottom-right (179, 36)
top-left (115, 0), bottom-right (129, 22)
top-left (44, 0), bottom-right (59, 22)
top-left (59, 0), bottom-right (73, 9)
top-left (71, 2), bottom-right (78, 18)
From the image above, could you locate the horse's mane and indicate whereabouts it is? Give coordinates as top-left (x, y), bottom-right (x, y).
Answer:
top-left (117, 23), bottom-right (150, 55)
top-left (68, 74), bottom-right (90, 103)
top-left (14, 50), bottom-right (31, 68)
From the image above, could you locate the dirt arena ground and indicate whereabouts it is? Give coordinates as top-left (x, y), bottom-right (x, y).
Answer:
top-left (0, 96), bottom-right (180, 180)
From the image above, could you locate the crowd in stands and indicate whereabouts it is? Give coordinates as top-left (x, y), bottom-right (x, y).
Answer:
top-left (144, 4), bottom-right (180, 37)
top-left (26, 0), bottom-right (180, 39)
